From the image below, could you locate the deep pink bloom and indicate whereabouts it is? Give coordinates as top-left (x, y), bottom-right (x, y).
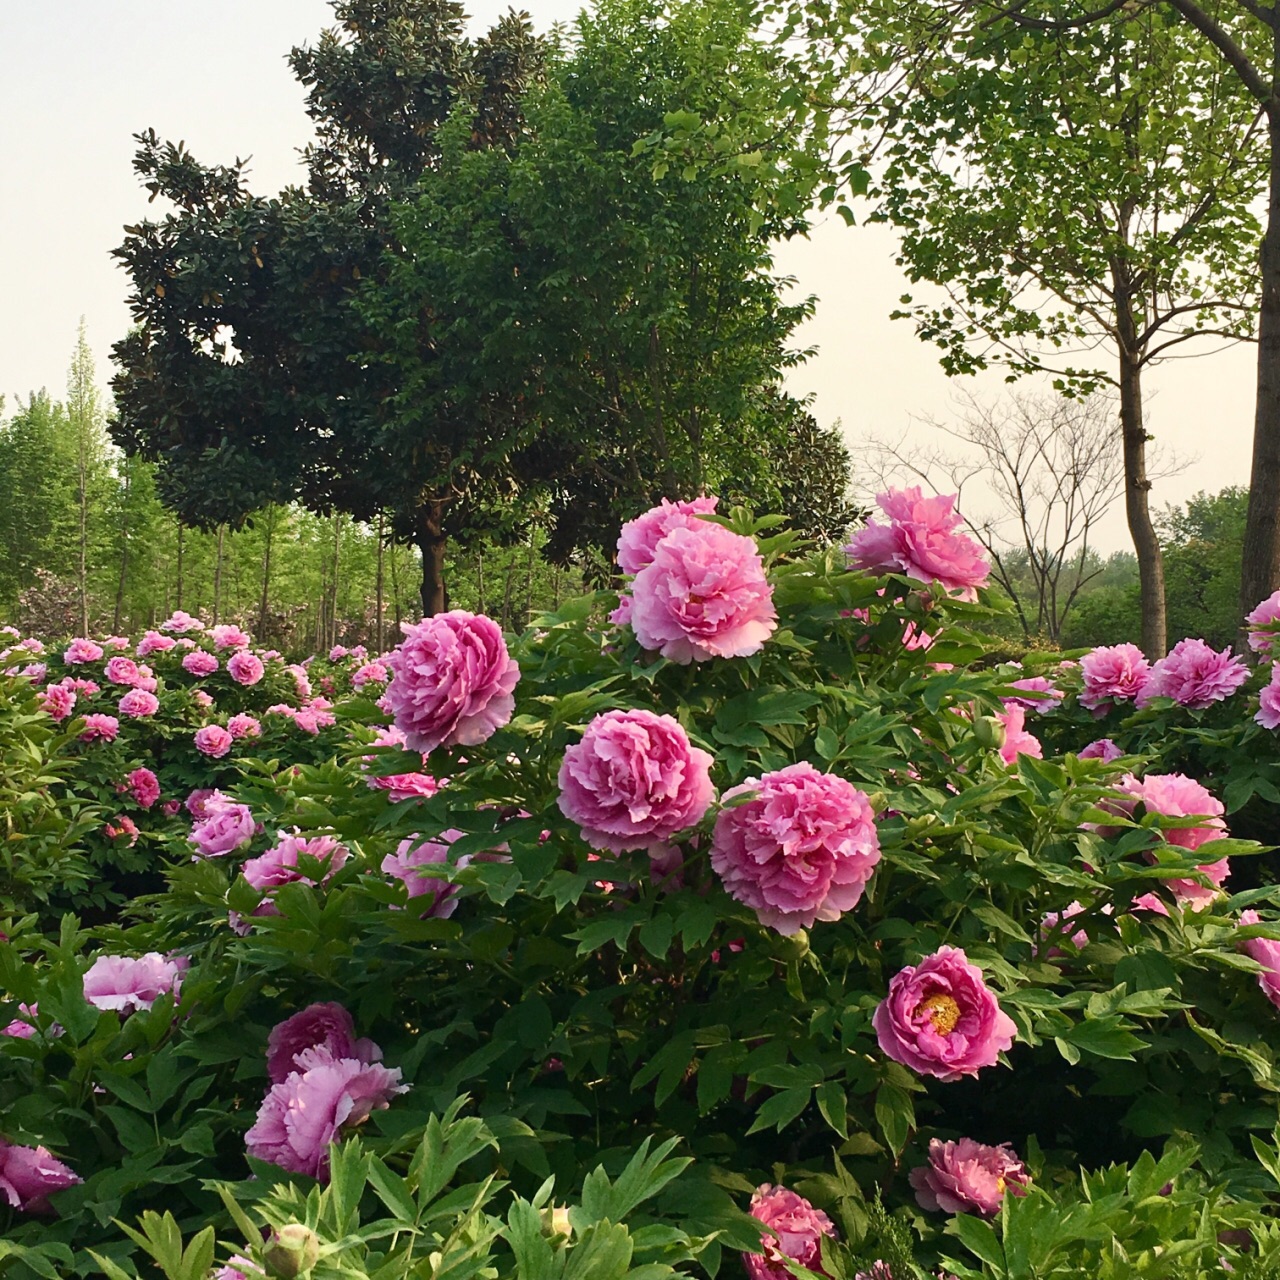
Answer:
top-left (126, 767), bottom-right (161, 809)
top-left (846, 487), bottom-right (989, 600)
top-left (209, 624), bottom-right (251, 650)
top-left (240, 834), bottom-right (348, 919)
top-left (370, 771), bottom-right (442, 803)
top-left (182, 650), bottom-right (219, 677)
top-left (40, 684), bottom-right (76, 721)
top-left (266, 1002), bottom-right (379, 1085)
top-left (245, 1045), bottom-right (406, 1180)
top-left (161, 799), bottom-right (181, 817)
top-left (1140, 638), bottom-right (1249, 709)
top-left (996, 705), bottom-right (1042, 766)
top-left (79, 714), bottom-right (119, 743)
top-left (83, 953), bottom-right (184, 1013)
top-left (136, 630), bottom-right (177, 657)
top-left (186, 788), bottom-right (216, 819)
top-left (161, 610), bottom-right (204, 633)
top-left (382, 832), bottom-right (469, 916)
top-left (385, 612), bottom-right (519, 753)
top-left (1003, 676), bottom-right (1063, 713)
top-left (873, 946), bottom-right (1016, 1081)
top-left (558, 709), bottom-right (714, 853)
top-left (0, 1139), bottom-right (81, 1213)
top-left (910, 1137), bottom-right (1029, 1216)
top-left (352, 660), bottom-right (389, 689)
top-left (194, 724), bottom-right (234, 758)
top-left (118, 688), bottom-right (160, 718)
top-left (1079, 738), bottom-right (1123, 763)
top-left (1079, 643), bottom-right (1150, 712)
top-left (1257, 665), bottom-right (1280, 729)
top-left (191, 794), bottom-right (256, 858)
top-left (227, 650), bottom-right (265, 686)
top-left (104, 656), bottom-right (141, 686)
top-left (1238, 910), bottom-right (1280, 1010)
top-left (228, 712), bottom-right (262, 739)
top-left (1246, 591), bottom-right (1280, 653)
top-left (742, 1184), bottom-right (836, 1280)
top-left (287, 664), bottom-right (312, 700)
top-left (629, 523), bottom-right (777, 663)
top-left (105, 815), bottom-right (140, 845)
top-left (617, 496), bottom-right (719, 576)
top-left (63, 637), bottom-right (103, 665)
top-left (710, 763), bottom-right (881, 935)
top-left (1, 1003), bottom-right (38, 1039)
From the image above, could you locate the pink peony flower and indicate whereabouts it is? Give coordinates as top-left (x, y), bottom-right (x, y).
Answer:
top-left (63, 637), bottom-right (103, 665)
top-left (873, 946), bottom-right (1016, 1081)
top-left (385, 612), bottom-right (519, 753)
top-left (558, 709), bottom-right (715, 854)
top-left (352, 660), bottom-right (389, 689)
top-left (0, 1139), bottom-right (81, 1213)
top-left (79, 713), bottom-right (119, 743)
top-left (742, 1184), bottom-right (836, 1280)
top-left (83, 953), bottom-right (184, 1013)
top-left (240, 833), bottom-right (349, 920)
top-left (161, 799), bottom-right (182, 817)
top-left (126, 767), bottom-right (161, 809)
top-left (1238, 910), bottom-right (1280, 1010)
top-left (710, 763), bottom-right (881, 935)
top-left (161, 609), bottom-right (204, 633)
top-left (1257, 665), bottom-right (1280, 730)
top-left (629, 523), bottom-right (777, 664)
top-left (328, 645), bottom-right (349, 661)
top-left (118, 688), bottom-right (160, 718)
top-left (213, 1259), bottom-right (253, 1280)
top-left (105, 815), bottom-right (140, 846)
top-left (910, 1137), bottom-right (1029, 1216)
top-left (1003, 676), bottom-right (1063, 713)
top-left (191, 794), bottom-right (256, 858)
top-left (1246, 591), bottom-right (1280, 653)
top-left (182, 650), bottom-right (219, 677)
top-left (1140, 638), bottom-right (1249, 709)
top-left (104, 656), bottom-right (141, 686)
top-left (194, 724), bottom-right (234, 758)
top-left (617, 496), bottom-right (719, 576)
top-left (382, 832), bottom-right (469, 916)
top-left (40, 683), bottom-right (76, 721)
top-left (1, 1003), bottom-right (38, 1039)
top-left (1079, 738), bottom-right (1123, 763)
top-left (18, 663), bottom-right (46, 682)
top-left (136, 630), bottom-right (176, 657)
top-left (846, 487), bottom-right (989, 600)
top-left (996, 705), bottom-right (1042, 766)
top-left (293, 697), bottom-right (337, 734)
top-left (209, 624), bottom-right (251, 650)
top-left (1079, 643), bottom-right (1150, 712)
top-left (193, 689), bottom-right (215, 710)
top-left (370, 771), bottom-right (442, 803)
top-left (266, 1002), bottom-right (379, 1085)
top-left (227, 650), bottom-right (265, 686)
top-left (245, 1045), bottom-right (406, 1180)
top-left (287, 664), bottom-right (312, 701)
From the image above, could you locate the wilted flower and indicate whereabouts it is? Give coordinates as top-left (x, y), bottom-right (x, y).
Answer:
top-left (910, 1137), bottom-right (1029, 1215)
top-left (742, 1184), bottom-right (836, 1280)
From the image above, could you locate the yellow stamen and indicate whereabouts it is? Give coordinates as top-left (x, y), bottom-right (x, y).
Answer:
top-left (918, 993), bottom-right (961, 1035)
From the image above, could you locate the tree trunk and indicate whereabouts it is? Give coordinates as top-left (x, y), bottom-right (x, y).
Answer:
top-left (414, 501), bottom-right (448, 617)
top-left (176, 522), bottom-right (185, 610)
top-left (113, 468), bottom-right (130, 634)
top-left (476, 548), bottom-right (487, 615)
top-left (390, 539), bottom-right (402, 631)
top-left (375, 511), bottom-right (385, 653)
top-left (257, 507), bottom-right (275, 638)
top-left (1241, 106), bottom-right (1280, 628)
top-left (330, 511), bottom-right (342, 647)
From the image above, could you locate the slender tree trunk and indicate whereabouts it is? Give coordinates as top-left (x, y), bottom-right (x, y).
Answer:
top-left (1242, 105), bottom-right (1280, 627)
top-left (257, 507), bottom-right (275, 638)
top-left (375, 511), bottom-right (385, 653)
top-left (113, 469), bottom-right (130, 633)
top-left (176, 522), bottom-right (185, 610)
top-left (1118, 349), bottom-right (1167, 657)
top-left (524, 533), bottom-right (537, 628)
top-left (390, 539), bottom-right (402, 631)
top-left (330, 512), bottom-right (342, 647)
top-left (414, 501), bottom-right (448, 617)
top-left (476, 548), bottom-right (487, 615)
top-left (212, 525), bottom-right (225, 626)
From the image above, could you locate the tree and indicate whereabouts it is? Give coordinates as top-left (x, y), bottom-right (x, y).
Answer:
top-left (1159, 485), bottom-right (1250, 648)
top-left (66, 321), bottom-right (113, 635)
top-left (110, 0), bottom-right (547, 616)
top-left (863, 390), bottom-right (1130, 643)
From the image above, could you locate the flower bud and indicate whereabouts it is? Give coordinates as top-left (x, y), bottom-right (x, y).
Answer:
top-left (263, 1224), bottom-right (320, 1279)
top-left (972, 715), bottom-right (1007, 751)
top-left (541, 1204), bottom-right (573, 1239)
top-left (776, 928), bottom-right (810, 961)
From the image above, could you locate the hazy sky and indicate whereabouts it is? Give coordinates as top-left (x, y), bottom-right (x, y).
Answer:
top-left (1, 1), bottom-right (1257, 553)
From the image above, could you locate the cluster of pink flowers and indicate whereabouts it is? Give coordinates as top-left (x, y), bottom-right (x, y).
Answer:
top-left (710, 763), bottom-right (881, 935)
top-left (1140, 638), bottom-right (1249, 709)
top-left (82, 952), bottom-right (186, 1014)
top-left (385, 611), bottom-right (519, 753)
top-left (246, 1003), bottom-right (405, 1180)
top-left (847, 487), bottom-right (990, 600)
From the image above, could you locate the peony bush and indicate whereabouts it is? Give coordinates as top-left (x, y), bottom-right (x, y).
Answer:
top-left (0, 499), bottom-right (1279, 1277)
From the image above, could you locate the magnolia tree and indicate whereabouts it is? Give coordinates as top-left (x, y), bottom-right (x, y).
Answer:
top-left (3, 491), bottom-right (1280, 1276)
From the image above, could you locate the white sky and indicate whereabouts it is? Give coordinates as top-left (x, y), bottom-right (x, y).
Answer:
top-left (1, 0), bottom-right (1258, 553)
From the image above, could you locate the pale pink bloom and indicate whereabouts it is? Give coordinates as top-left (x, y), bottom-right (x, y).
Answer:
top-left (873, 946), bottom-right (1016, 1081)
top-left (370, 771), bottom-right (442, 803)
top-left (616, 496), bottom-right (719, 576)
top-left (104, 656), bottom-right (141, 686)
top-left (240, 833), bottom-right (348, 920)
top-left (63, 637), bottom-right (103, 665)
top-left (63, 676), bottom-right (99, 695)
top-left (0, 1139), bottom-right (81, 1213)
top-left (352, 660), bottom-right (389, 689)
top-left (1238, 910), bottom-right (1280, 1010)
top-left (1257, 665), bottom-right (1280, 729)
top-left (558, 709), bottom-right (714, 854)
top-left (193, 689), bottom-right (215, 710)
top-left (227, 650), bottom-right (265, 686)
top-left (135, 665), bottom-right (157, 692)
top-left (244, 1045), bottom-right (406, 1180)
top-left (1, 1003), bottom-right (38, 1039)
top-left (1036, 900), bottom-right (1114, 956)
top-left (742, 1184), bottom-right (836, 1280)
top-left (996, 705), bottom-right (1042, 766)
top-left (83, 953), bottom-right (184, 1013)
top-left (185, 787), bottom-right (216, 818)
top-left (287, 664), bottom-right (312, 701)
top-left (328, 645), bottom-right (350, 661)
top-left (266, 1002), bottom-right (379, 1085)
top-left (79, 714), bottom-right (119, 743)
top-left (126, 767), bottom-right (161, 809)
top-left (209, 624), bottom-right (251, 650)
top-left (118, 688), bottom-right (160, 718)
top-left (349, 645), bottom-right (368, 660)
top-left (136, 630), bottom-right (177, 657)
top-left (266, 703), bottom-right (297, 720)
top-left (910, 1137), bottom-right (1028, 1216)
top-left (1003, 676), bottom-right (1063, 713)
top-left (105, 815), bottom-right (140, 846)
top-left (40, 684), bottom-right (76, 721)
top-left (190, 794), bottom-right (256, 857)
top-left (213, 1259), bottom-right (253, 1280)
top-left (182, 650), bottom-right (219, 677)
top-left (160, 610), bottom-right (204, 633)
top-left (846, 487), bottom-right (989, 600)
top-left (1140, 638), bottom-right (1249, 709)
top-left (1246, 590), bottom-right (1280, 653)
top-left (227, 712), bottom-right (262, 739)
top-left (629, 523), bottom-right (777, 664)
top-left (386, 612), bottom-right (519, 753)
top-left (105, 635), bottom-right (129, 649)
top-left (293, 698), bottom-right (337, 734)
top-left (1079, 643), bottom-right (1150, 712)
top-left (18, 663), bottom-right (46, 682)
top-left (194, 724), bottom-right (234, 758)
top-left (1079, 738), bottom-right (1123, 762)
top-left (710, 763), bottom-right (881, 935)
top-left (382, 832), bottom-right (469, 916)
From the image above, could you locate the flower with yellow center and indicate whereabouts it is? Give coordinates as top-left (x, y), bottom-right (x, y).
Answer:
top-left (917, 992), bottom-right (961, 1035)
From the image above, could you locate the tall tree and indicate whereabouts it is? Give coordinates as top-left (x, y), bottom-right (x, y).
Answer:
top-left (66, 320), bottom-right (112, 634)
